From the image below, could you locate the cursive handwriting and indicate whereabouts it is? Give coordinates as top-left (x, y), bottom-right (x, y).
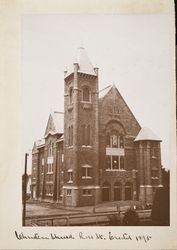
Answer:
top-left (14, 231), bottom-right (152, 243)
top-left (15, 231), bottom-right (49, 240)
top-left (109, 232), bottom-right (132, 240)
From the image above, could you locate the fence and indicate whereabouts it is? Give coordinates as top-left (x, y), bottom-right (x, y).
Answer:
top-left (26, 210), bottom-right (152, 226)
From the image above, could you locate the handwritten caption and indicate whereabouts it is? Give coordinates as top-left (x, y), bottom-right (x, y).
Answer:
top-left (15, 231), bottom-right (152, 243)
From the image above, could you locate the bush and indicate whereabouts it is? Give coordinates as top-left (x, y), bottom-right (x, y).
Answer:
top-left (108, 214), bottom-right (121, 226)
top-left (122, 209), bottom-right (139, 226)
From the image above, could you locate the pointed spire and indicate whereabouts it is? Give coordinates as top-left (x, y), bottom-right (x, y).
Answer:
top-left (65, 47), bottom-right (96, 78)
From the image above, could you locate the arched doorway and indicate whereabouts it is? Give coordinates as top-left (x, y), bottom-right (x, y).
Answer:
top-left (114, 182), bottom-right (122, 201)
top-left (125, 182), bottom-right (132, 200)
top-left (102, 182), bottom-right (110, 202)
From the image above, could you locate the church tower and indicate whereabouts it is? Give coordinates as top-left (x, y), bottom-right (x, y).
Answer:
top-left (134, 127), bottom-right (163, 204)
top-left (63, 47), bottom-right (100, 206)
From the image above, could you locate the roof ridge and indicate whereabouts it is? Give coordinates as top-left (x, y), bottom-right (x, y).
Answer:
top-left (99, 84), bottom-right (112, 93)
top-left (53, 111), bottom-right (64, 114)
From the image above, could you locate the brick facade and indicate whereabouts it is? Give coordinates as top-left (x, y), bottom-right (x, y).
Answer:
top-left (31, 48), bottom-right (163, 206)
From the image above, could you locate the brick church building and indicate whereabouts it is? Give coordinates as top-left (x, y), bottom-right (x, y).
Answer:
top-left (31, 47), bottom-right (163, 207)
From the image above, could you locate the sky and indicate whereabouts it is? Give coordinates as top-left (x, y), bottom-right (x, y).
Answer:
top-left (22, 14), bottom-right (171, 173)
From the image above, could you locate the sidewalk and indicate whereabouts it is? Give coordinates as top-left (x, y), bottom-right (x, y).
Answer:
top-left (26, 199), bottom-right (142, 218)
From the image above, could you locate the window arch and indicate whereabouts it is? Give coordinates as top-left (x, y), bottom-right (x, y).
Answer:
top-left (82, 86), bottom-right (90, 102)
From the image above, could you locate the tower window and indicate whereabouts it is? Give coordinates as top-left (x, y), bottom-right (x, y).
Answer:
top-left (67, 170), bottom-right (73, 183)
top-left (68, 125), bottom-right (73, 146)
top-left (83, 86), bottom-right (90, 102)
top-left (82, 165), bottom-right (92, 179)
top-left (47, 163), bottom-right (53, 173)
top-left (82, 124), bottom-right (91, 146)
top-left (48, 143), bottom-right (53, 157)
top-left (69, 87), bottom-right (73, 104)
top-left (66, 189), bottom-right (72, 196)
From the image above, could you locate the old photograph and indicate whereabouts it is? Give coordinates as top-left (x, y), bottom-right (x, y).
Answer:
top-left (22, 14), bottom-right (171, 227)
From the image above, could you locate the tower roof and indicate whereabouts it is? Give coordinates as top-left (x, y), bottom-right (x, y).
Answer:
top-left (65, 47), bottom-right (96, 78)
top-left (134, 127), bottom-right (161, 142)
top-left (44, 111), bottom-right (64, 137)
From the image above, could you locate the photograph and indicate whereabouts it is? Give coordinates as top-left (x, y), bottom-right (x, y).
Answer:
top-left (0, 1), bottom-right (176, 249)
top-left (22, 13), bottom-right (170, 227)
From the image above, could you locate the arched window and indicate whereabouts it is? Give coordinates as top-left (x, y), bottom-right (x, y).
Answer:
top-left (86, 125), bottom-right (90, 145)
top-left (83, 86), bottom-right (90, 102)
top-left (82, 124), bottom-right (86, 145)
top-left (82, 124), bottom-right (91, 146)
top-left (69, 87), bottom-right (73, 104)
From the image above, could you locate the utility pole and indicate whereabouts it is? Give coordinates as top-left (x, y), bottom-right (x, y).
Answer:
top-left (22, 153), bottom-right (29, 226)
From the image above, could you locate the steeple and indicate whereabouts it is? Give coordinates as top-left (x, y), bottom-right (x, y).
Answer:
top-left (65, 47), bottom-right (96, 78)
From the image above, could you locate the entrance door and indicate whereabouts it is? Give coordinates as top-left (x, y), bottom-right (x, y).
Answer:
top-left (125, 182), bottom-right (132, 200)
top-left (102, 182), bottom-right (110, 201)
top-left (114, 182), bottom-right (122, 201)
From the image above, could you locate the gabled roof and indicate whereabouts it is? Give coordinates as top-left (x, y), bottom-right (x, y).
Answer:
top-left (32, 138), bottom-right (45, 152)
top-left (134, 127), bottom-right (161, 142)
top-left (44, 111), bottom-right (64, 138)
top-left (65, 47), bottom-right (96, 78)
top-left (99, 84), bottom-right (113, 99)
top-left (36, 138), bottom-right (45, 147)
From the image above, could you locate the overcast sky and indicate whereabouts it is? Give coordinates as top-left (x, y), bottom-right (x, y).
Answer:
top-left (22, 14), bottom-right (171, 172)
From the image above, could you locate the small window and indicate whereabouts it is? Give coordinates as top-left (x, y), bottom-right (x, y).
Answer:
top-left (61, 154), bottom-right (64, 162)
top-left (82, 189), bottom-right (92, 196)
top-left (82, 165), bottom-right (92, 178)
top-left (83, 87), bottom-right (90, 102)
top-left (67, 170), bottom-right (73, 182)
top-left (48, 143), bottom-right (53, 157)
top-left (66, 189), bottom-right (72, 196)
top-left (151, 169), bottom-right (159, 178)
top-left (47, 163), bottom-right (53, 173)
